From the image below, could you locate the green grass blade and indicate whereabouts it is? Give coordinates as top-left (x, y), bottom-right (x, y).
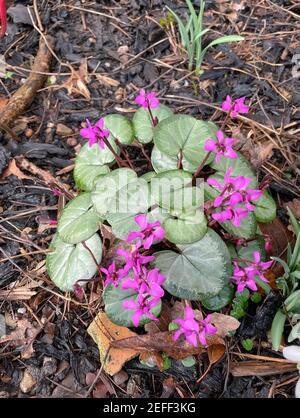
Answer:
top-left (287, 206), bottom-right (300, 235)
top-left (271, 309), bottom-right (286, 351)
top-left (185, 0), bottom-right (198, 29)
top-left (204, 35), bottom-right (244, 51)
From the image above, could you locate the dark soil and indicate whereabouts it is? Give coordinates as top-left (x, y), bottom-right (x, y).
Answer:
top-left (0, 0), bottom-right (300, 398)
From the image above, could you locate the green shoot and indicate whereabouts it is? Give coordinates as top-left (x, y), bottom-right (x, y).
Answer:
top-left (167, 0), bottom-right (244, 75)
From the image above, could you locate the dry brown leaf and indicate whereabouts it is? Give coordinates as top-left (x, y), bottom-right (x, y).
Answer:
top-left (0, 96), bottom-right (8, 110)
top-left (207, 344), bottom-right (225, 365)
top-left (1, 159), bottom-right (31, 180)
top-left (144, 301), bottom-right (172, 334)
top-left (230, 361), bottom-right (296, 377)
top-left (95, 74), bottom-right (120, 87)
top-left (111, 330), bottom-right (205, 360)
top-left (87, 312), bottom-right (140, 376)
top-left (255, 141), bottom-right (274, 163)
top-left (61, 61), bottom-right (91, 100)
top-left (286, 199), bottom-right (300, 221)
top-left (0, 318), bottom-right (39, 359)
top-left (259, 218), bottom-right (293, 277)
top-left (210, 313), bottom-right (240, 337)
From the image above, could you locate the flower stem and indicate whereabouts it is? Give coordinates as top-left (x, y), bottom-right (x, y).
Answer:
top-left (115, 139), bottom-right (135, 170)
top-left (102, 136), bottom-right (128, 168)
top-left (192, 151), bottom-right (211, 185)
top-left (147, 102), bottom-right (158, 127)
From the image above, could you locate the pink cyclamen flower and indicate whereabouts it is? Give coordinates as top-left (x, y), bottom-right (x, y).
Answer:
top-left (222, 95), bottom-right (249, 118)
top-left (122, 267), bottom-right (165, 298)
top-left (245, 251), bottom-right (272, 282)
top-left (127, 214), bottom-right (165, 250)
top-left (49, 219), bottom-right (58, 225)
top-left (212, 206), bottom-right (249, 227)
top-left (100, 261), bottom-right (127, 287)
top-left (123, 294), bottom-right (159, 327)
top-left (204, 130), bottom-right (237, 163)
top-left (173, 307), bottom-right (217, 347)
top-left (80, 117), bottom-right (110, 149)
top-left (231, 263), bottom-right (258, 293)
top-left (134, 89), bottom-right (160, 109)
top-left (208, 167), bottom-right (262, 227)
top-left (117, 241), bottom-right (155, 274)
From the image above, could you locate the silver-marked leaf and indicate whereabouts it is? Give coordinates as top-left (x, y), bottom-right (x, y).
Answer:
top-left (46, 233), bottom-right (102, 291)
top-left (92, 168), bottom-right (137, 217)
top-left (103, 282), bottom-right (161, 327)
top-left (57, 193), bottom-right (102, 244)
top-left (154, 115), bottom-right (218, 167)
top-left (254, 190), bottom-right (276, 223)
top-left (74, 143), bottom-right (110, 191)
top-left (163, 209), bottom-right (207, 245)
top-left (236, 239), bottom-right (266, 265)
top-left (104, 114), bottom-right (134, 145)
top-left (106, 179), bottom-right (152, 239)
top-left (151, 145), bottom-right (197, 174)
top-left (141, 171), bottom-right (157, 182)
top-left (151, 170), bottom-right (204, 212)
top-left (154, 228), bottom-right (231, 300)
top-left (133, 104), bottom-right (173, 144)
top-left (201, 284), bottom-right (234, 311)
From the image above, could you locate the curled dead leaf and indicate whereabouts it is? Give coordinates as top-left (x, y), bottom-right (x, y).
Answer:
top-left (61, 60), bottom-right (91, 100)
top-left (111, 331), bottom-right (204, 360)
top-left (95, 74), bottom-right (120, 88)
top-left (1, 159), bottom-right (32, 180)
top-left (207, 344), bottom-right (225, 365)
top-left (210, 313), bottom-right (240, 337)
top-left (87, 312), bottom-right (140, 376)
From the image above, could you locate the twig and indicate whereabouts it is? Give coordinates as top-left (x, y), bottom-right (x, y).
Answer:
top-left (0, 35), bottom-right (54, 128)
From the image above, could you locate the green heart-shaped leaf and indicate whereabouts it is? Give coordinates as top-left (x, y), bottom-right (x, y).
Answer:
top-left (163, 209), bottom-right (207, 245)
top-left (236, 238), bottom-right (266, 264)
top-left (92, 168), bottom-right (137, 217)
top-left (103, 282), bottom-right (162, 327)
top-left (200, 284), bottom-right (234, 311)
top-left (74, 143), bottom-right (110, 191)
top-left (106, 179), bottom-right (152, 239)
top-left (104, 114), bottom-right (134, 145)
top-left (46, 233), bottom-right (102, 291)
top-left (57, 193), bottom-right (102, 244)
top-left (151, 170), bottom-right (202, 212)
top-left (154, 228), bottom-right (232, 300)
top-left (133, 104), bottom-right (173, 144)
top-left (254, 191), bottom-right (276, 223)
top-left (154, 115), bottom-right (218, 167)
top-left (151, 145), bottom-right (197, 174)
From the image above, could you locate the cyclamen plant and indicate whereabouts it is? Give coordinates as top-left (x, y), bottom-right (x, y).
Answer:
top-left (46, 87), bottom-right (277, 349)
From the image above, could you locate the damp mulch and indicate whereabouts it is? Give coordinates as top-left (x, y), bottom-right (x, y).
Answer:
top-left (0, 0), bottom-right (300, 398)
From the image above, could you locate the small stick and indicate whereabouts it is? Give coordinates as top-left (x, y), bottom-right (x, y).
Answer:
top-left (15, 156), bottom-right (74, 199)
top-left (0, 35), bottom-right (54, 128)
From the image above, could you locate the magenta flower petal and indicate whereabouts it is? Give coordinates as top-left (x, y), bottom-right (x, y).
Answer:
top-left (123, 299), bottom-right (137, 310)
top-left (204, 139), bottom-right (217, 152)
top-left (132, 309), bottom-right (142, 327)
top-left (222, 96), bottom-right (233, 112)
top-left (186, 333), bottom-right (198, 347)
